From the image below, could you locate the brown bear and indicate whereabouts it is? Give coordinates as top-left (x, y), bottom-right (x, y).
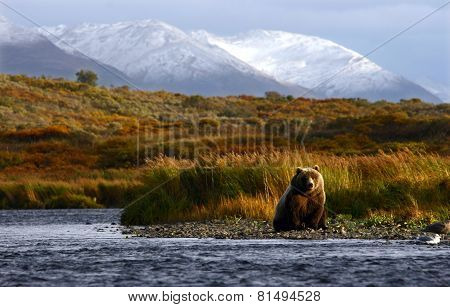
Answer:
top-left (273, 165), bottom-right (327, 231)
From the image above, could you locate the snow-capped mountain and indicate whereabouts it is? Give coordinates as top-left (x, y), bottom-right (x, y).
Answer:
top-left (1, 16), bottom-right (443, 101)
top-left (0, 17), bottom-right (132, 86)
top-left (415, 78), bottom-right (450, 103)
top-left (0, 15), bottom-right (43, 44)
top-left (192, 30), bottom-right (441, 102)
top-left (40, 20), bottom-right (310, 96)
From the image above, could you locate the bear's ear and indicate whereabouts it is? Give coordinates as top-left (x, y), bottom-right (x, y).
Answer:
top-left (296, 167), bottom-right (303, 174)
top-left (313, 165), bottom-right (320, 172)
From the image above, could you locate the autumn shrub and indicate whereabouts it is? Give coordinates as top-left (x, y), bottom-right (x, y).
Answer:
top-left (1, 73), bottom-right (449, 156)
top-left (198, 118), bottom-right (220, 129)
top-left (0, 151), bottom-right (23, 170)
top-left (182, 95), bottom-right (207, 108)
top-left (4, 126), bottom-right (70, 142)
top-left (96, 137), bottom-right (141, 168)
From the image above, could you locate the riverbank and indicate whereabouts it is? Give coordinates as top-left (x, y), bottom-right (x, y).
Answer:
top-left (122, 218), bottom-right (449, 241)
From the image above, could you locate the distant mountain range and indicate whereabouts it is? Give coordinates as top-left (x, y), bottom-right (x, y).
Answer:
top-left (40, 20), bottom-right (309, 96)
top-left (0, 16), bottom-right (444, 102)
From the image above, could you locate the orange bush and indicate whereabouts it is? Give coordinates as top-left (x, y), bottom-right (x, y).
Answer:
top-left (4, 126), bottom-right (70, 141)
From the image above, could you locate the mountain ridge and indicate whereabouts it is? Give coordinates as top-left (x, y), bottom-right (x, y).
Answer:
top-left (192, 29), bottom-right (441, 102)
top-left (39, 19), bottom-right (312, 96)
top-left (0, 16), bottom-right (443, 101)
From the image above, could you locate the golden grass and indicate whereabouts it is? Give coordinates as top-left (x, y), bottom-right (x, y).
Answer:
top-left (121, 150), bottom-right (449, 225)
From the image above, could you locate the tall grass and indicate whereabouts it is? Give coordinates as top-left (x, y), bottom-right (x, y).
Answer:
top-left (0, 179), bottom-right (144, 209)
top-left (1, 150), bottom-right (448, 221)
top-left (121, 150), bottom-right (449, 225)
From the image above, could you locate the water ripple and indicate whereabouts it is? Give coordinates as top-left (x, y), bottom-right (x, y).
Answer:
top-left (0, 209), bottom-right (449, 286)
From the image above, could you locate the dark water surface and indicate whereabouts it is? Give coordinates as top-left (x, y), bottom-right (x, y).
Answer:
top-left (0, 209), bottom-right (448, 286)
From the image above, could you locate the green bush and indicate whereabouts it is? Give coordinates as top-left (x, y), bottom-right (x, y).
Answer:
top-left (76, 70), bottom-right (98, 86)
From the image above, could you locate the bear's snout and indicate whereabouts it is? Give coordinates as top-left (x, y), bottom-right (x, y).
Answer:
top-left (306, 178), bottom-right (315, 190)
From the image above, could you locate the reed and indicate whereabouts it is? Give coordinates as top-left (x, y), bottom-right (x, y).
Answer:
top-left (121, 150), bottom-right (449, 225)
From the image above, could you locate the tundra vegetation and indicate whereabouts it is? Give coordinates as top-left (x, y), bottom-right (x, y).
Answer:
top-left (0, 74), bottom-right (448, 225)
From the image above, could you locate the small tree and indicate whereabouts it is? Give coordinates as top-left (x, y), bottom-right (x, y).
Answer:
top-left (265, 91), bottom-right (282, 100)
top-left (76, 70), bottom-right (98, 86)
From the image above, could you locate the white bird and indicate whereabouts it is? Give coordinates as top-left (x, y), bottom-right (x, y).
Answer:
top-left (417, 234), bottom-right (441, 245)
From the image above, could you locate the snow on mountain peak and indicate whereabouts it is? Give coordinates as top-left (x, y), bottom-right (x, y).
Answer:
top-left (0, 16), bottom-right (45, 44)
top-left (40, 19), bottom-right (274, 82)
top-left (193, 29), bottom-right (443, 101)
top-left (193, 29), bottom-right (389, 91)
top-left (35, 19), bottom-right (308, 96)
top-left (1, 17), bottom-right (441, 101)
top-left (43, 19), bottom-right (188, 55)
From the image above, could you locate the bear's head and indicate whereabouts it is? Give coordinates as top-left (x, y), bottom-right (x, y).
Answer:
top-left (290, 165), bottom-right (323, 195)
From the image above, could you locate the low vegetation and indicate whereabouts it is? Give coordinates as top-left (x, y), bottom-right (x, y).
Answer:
top-left (0, 74), bottom-right (448, 224)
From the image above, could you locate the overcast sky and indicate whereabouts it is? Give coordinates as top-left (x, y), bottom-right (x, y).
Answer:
top-left (1, 0), bottom-right (449, 85)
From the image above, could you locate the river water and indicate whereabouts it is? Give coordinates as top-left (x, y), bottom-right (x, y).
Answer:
top-left (0, 209), bottom-right (448, 286)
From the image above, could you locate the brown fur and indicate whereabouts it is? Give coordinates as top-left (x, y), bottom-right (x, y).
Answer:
top-left (273, 165), bottom-right (327, 231)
